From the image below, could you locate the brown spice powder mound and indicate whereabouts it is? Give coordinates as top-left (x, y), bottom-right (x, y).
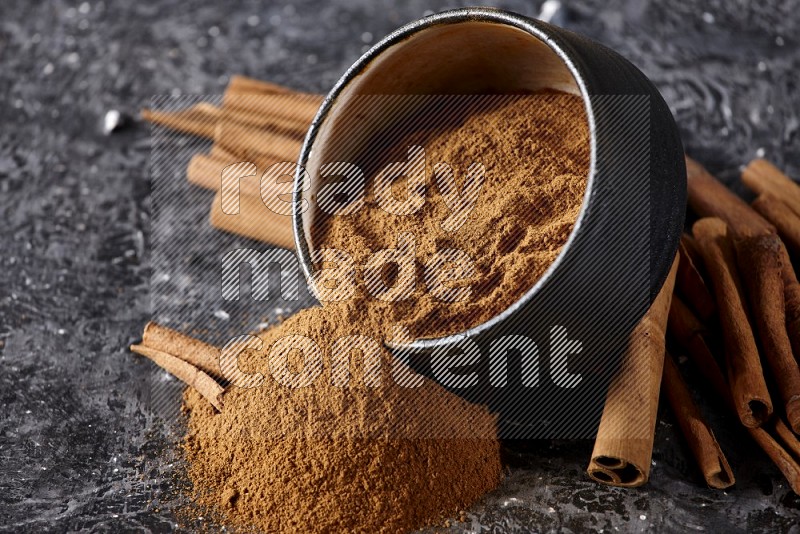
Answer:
top-left (181, 93), bottom-right (589, 532)
top-left (312, 93), bottom-right (590, 339)
top-left (183, 305), bottom-right (501, 533)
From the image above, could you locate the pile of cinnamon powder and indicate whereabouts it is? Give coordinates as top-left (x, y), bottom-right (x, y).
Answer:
top-left (181, 92), bottom-right (589, 532)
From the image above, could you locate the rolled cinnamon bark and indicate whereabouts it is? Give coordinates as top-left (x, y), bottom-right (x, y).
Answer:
top-left (734, 232), bottom-right (800, 433)
top-left (214, 119), bottom-right (304, 163)
top-left (742, 159), bottom-right (800, 219)
top-left (187, 154), bottom-right (270, 198)
top-left (140, 322), bottom-right (222, 379)
top-left (786, 282), bottom-right (800, 362)
top-left (187, 153), bottom-right (232, 191)
top-left (692, 218), bottom-right (772, 427)
top-left (223, 92), bottom-right (323, 125)
top-left (668, 296), bottom-right (729, 406)
top-left (752, 193), bottom-right (800, 261)
top-left (224, 74), bottom-right (295, 96)
top-left (587, 256), bottom-right (678, 487)
top-left (662, 354), bottom-right (734, 489)
top-left (130, 343), bottom-right (224, 412)
top-left (748, 424), bottom-right (800, 494)
top-left (141, 103), bottom-right (220, 139)
top-left (676, 236), bottom-right (716, 323)
top-left (220, 105), bottom-right (310, 138)
top-left (209, 189), bottom-right (295, 250)
top-left (686, 156), bottom-right (775, 238)
top-left (670, 301), bottom-right (800, 493)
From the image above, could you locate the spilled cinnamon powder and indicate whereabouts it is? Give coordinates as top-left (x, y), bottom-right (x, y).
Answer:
top-left (180, 92), bottom-right (589, 532)
top-left (183, 305), bottom-right (501, 532)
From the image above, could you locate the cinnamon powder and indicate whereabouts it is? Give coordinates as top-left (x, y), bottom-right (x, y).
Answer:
top-left (312, 93), bottom-right (590, 338)
top-left (181, 92), bottom-right (589, 532)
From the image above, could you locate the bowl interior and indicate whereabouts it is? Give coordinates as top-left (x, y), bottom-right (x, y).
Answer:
top-left (299, 18), bottom-right (589, 342)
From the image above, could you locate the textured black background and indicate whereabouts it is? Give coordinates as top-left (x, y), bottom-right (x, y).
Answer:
top-left (2, 0), bottom-right (800, 531)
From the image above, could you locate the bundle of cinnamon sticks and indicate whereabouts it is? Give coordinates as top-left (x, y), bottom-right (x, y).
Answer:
top-left (141, 76), bottom-right (800, 494)
top-left (589, 155), bottom-right (800, 493)
top-left (143, 75), bottom-right (323, 249)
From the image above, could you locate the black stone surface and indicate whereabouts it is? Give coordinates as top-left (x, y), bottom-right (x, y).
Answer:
top-left (1, 0), bottom-right (799, 532)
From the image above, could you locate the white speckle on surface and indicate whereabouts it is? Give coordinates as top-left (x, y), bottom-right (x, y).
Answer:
top-left (758, 61), bottom-right (767, 72)
top-left (247, 15), bottom-right (259, 26)
top-left (78, 2), bottom-right (91, 14)
top-left (538, 0), bottom-right (562, 23)
top-left (66, 52), bottom-right (80, 64)
top-left (702, 12), bottom-right (715, 24)
top-left (361, 31), bottom-right (373, 43)
top-left (547, 507), bottom-right (556, 513)
top-left (640, 515), bottom-right (647, 521)
top-left (57, 328), bottom-right (67, 335)
top-left (103, 110), bottom-right (121, 134)
top-left (756, 147), bottom-right (766, 157)
top-left (43, 63), bottom-right (54, 75)
top-left (208, 25), bottom-right (220, 37)
top-left (214, 309), bottom-right (230, 320)
top-left (25, 410), bottom-right (31, 414)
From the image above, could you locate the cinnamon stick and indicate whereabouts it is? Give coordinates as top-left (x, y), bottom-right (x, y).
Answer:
top-left (748, 423), bottom-right (800, 494)
top-left (209, 189), bottom-right (295, 250)
top-left (670, 301), bottom-right (800, 493)
top-left (130, 343), bottom-right (224, 412)
top-left (187, 154), bottom-right (269, 197)
top-left (187, 153), bottom-right (234, 191)
top-left (668, 295), bottom-right (729, 406)
top-left (223, 92), bottom-right (323, 126)
top-left (587, 256), bottom-right (678, 487)
top-left (734, 232), bottom-right (800, 433)
top-left (752, 193), bottom-right (800, 260)
top-left (786, 282), bottom-right (800, 363)
top-left (742, 159), bottom-right (800, 219)
top-left (220, 105), bottom-right (310, 138)
top-left (676, 235), bottom-right (717, 323)
top-left (686, 156), bottom-right (775, 238)
top-left (140, 322), bottom-right (222, 379)
top-left (224, 74), bottom-right (295, 96)
top-left (141, 103), bottom-right (220, 139)
top-left (692, 217), bottom-right (772, 427)
top-left (662, 353), bottom-right (734, 489)
top-left (214, 119), bottom-right (304, 163)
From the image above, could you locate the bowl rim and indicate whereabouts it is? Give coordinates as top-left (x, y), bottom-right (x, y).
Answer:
top-left (292, 6), bottom-right (598, 350)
